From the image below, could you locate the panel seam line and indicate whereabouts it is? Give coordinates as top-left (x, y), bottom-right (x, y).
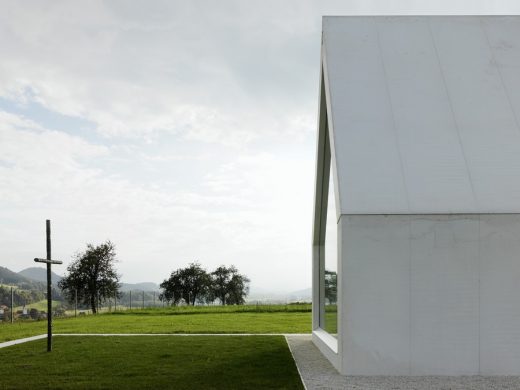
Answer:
top-left (374, 18), bottom-right (411, 211)
top-left (479, 18), bottom-right (520, 136)
top-left (478, 215), bottom-right (481, 374)
top-left (408, 216), bottom-right (412, 375)
top-left (427, 19), bottom-right (479, 209)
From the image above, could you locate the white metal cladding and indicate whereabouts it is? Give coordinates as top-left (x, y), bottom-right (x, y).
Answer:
top-left (322, 16), bottom-right (520, 215)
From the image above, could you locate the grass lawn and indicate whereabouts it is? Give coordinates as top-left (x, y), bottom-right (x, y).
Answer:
top-left (0, 306), bottom-right (311, 342)
top-left (0, 336), bottom-right (303, 389)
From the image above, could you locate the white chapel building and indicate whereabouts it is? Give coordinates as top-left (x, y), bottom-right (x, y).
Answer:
top-left (312, 16), bottom-right (520, 375)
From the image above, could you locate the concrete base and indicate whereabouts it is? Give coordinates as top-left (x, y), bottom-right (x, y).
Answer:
top-left (312, 328), bottom-right (339, 371)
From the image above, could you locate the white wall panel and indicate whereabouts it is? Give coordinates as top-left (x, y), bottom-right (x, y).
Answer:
top-left (341, 215), bottom-right (410, 375)
top-left (479, 214), bottom-right (520, 374)
top-left (430, 17), bottom-right (520, 212)
top-left (409, 215), bottom-right (479, 374)
top-left (332, 214), bottom-right (520, 375)
top-left (376, 18), bottom-right (476, 213)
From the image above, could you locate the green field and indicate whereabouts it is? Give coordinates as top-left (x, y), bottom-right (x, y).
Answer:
top-left (14, 299), bottom-right (62, 312)
top-left (0, 336), bottom-right (304, 389)
top-left (0, 305), bottom-right (312, 342)
top-left (324, 305), bottom-right (337, 335)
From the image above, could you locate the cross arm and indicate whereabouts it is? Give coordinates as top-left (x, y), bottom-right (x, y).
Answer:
top-left (34, 258), bottom-right (63, 265)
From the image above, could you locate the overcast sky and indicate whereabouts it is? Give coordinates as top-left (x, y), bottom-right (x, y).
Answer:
top-left (1, 1), bottom-right (519, 293)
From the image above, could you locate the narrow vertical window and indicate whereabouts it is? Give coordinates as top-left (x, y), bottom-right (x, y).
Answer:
top-left (324, 165), bottom-right (338, 336)
top-left (319, 130), bottom-right (338, 338)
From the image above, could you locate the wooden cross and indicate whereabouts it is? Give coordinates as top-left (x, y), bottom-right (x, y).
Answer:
top-left (34, 219), bottom-right (62, 352)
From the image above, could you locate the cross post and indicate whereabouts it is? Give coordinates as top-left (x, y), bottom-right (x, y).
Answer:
top-left (10, 287), bottom-right (14, 323)
top-left (34, 219), bottom-right (62, 352)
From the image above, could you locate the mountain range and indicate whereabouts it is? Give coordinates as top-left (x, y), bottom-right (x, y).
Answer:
top-left (1, 266), bottom-right (160, 291)
top-left (0, 266), bottom-right (45, 290)
top-left (0, 266), bottom-right (36, 285)
top-left (1, 266), bottom-right (311, 301)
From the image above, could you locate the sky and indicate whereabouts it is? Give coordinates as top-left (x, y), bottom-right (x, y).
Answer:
top-left (1, 0), bottom-right (520, 293)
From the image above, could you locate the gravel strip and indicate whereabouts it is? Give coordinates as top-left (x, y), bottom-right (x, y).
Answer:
top-left (286, 335), bottom-right (520, 390)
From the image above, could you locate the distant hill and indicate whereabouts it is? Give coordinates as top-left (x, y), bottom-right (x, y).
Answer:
top-left (18, 267), bottom-right (63, 284)
top-left (0, 266), bottom-right (34, 285)
top-left (247, 286), bottom-right (311, 303)
top-left (0, 266), bottom-right (46, 291)
top-left (120, 282), bottom-right (159, 292)
top-left (18, 268), bottom-right (158, 291)
top-left (287, 287), bottom-right (312, 301)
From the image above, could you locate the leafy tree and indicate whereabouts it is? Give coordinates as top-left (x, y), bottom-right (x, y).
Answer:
top-left (324, 270), bottom-right (337, 305)
top-left (210, 265), bottom-right (250, 305)
top-left (159, 272), bottom-right (183, 306)
top-left (58, 241), bottom-right (120, 314)
top-left (160, 262), bottom-right (210, 306)
top-left (181, 263), bottom-right (211, 305)
top-left (226, 269), bottom-right (250, 305)
top-left (210, 266), bottom-right (233, 305)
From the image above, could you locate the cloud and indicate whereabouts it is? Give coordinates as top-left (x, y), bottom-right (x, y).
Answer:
top-left (0, 0), bottom-right (321, 149)
top-left (2, 0), bottom-right (520, 147)
top-left (0, 109), bottom-right (314, 291)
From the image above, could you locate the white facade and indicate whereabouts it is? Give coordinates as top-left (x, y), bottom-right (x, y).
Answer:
top-left (313, 16), bottom-right (520, 375)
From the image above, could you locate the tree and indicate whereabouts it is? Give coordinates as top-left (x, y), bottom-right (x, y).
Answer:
top-left (58, 241), bottom-right (120, 314)
top-left (324, 270), bottom-right (337, 305)
top-left (159, 271), bottom-right (183, 306)
top-left (210, 266), bottom-right (233, 305)
top-left (210, 265), bottom-right (250, 305)
top-left (226, 268), bottom-right (250, 305)
top-left (160, 262), bottom-right (210, 306)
